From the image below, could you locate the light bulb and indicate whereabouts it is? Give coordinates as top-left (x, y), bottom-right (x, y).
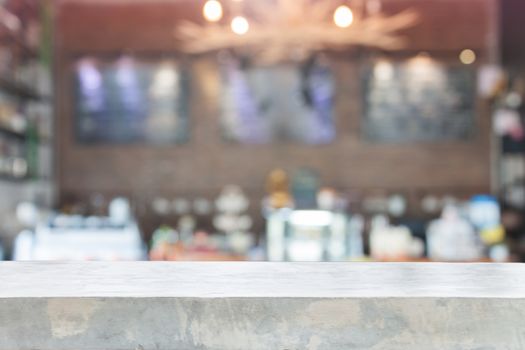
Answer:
top-left (231, 16), bottom-right (249, 35)
top-left (334, 5), bottom-right (353, 28)
top-left (203, 0), bottom-right (223, 22)
top-left (459, 49), bottom-right (476, 65)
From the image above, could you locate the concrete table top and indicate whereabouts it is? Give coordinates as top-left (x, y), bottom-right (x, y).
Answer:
top-left (1, 262), bottom-right (524, 350)
top-left (1, 261), bottom-right (525, 298)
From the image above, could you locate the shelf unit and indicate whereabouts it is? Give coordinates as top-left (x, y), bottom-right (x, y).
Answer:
top-left (0, 0), bottom-right (53, 183)
top-left (0, 174), bottom-right (28, 182)
top-left (0, 0), bottom-right (54, 259)
top-left (0, 76), bottom-right (47, 101)
top-left (0, 126), bottom-right (25, 139)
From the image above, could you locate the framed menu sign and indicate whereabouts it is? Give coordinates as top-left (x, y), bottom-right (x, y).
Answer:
top-left (220, 57), bottom-right (335, 145)
top-left (74, 56), bottom-right (190, 144)
top-left (363, 58), bottom-right (476, 143)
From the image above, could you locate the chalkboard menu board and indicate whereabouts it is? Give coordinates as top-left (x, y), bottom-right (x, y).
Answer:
top-left (220, 57), bottom-right (335, 144)
top-left (363, 58), bottom-right (476, 142)
top-left (74, 57), bottom-right (189, 144)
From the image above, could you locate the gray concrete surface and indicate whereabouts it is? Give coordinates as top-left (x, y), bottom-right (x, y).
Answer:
top-left (1, 262), bottom-right (525, 349)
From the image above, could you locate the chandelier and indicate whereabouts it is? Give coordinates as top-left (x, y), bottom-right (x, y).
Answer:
top-left (175, 0), bottom-right (420, 64)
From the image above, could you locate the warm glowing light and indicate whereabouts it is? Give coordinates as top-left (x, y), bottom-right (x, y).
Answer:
top-left (374, 60), bottom-right (394, 80)
top-left (203, 0), bottom-right (223, 22)
top-left (333, 5), bottom-right (354, 28)
top-left (459, 49), bottom-right (476, 65)
top-left (289, 210), bottom-right (334, 227)
top-left (231, 16), bottom-right (249, 35)
top-left (150, 63), bottom-right (179, 98)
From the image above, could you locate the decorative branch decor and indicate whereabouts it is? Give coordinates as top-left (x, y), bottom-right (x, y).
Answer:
top-left (175, 0), bottom-right (420, 64)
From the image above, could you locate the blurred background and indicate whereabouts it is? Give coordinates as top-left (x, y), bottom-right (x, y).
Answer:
top-left (0, 0), bottom-right (524, 263)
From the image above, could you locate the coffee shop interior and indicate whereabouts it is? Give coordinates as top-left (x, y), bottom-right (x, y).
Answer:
top-left (0, 0), bottom-right (524, 263)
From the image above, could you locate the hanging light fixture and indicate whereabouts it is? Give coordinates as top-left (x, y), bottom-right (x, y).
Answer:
top-left (231, 16), bottom-right (249, 35)
top-left (459, 49), bottom-right (476, 65)
top-left (203, 0), bottom-right (223, 22)
top-left (179, 0), bottom-right (420, 64)
top-left (333, 5), bottom-right (354, 28)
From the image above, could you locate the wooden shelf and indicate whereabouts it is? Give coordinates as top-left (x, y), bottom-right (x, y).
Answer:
top-left (0, 174), bottom-right (28, 182)
top-left (0, 76), bottom-right (45, 101)
top-left (0, 5), bottom-right (49, 101)
top-left (0, 126), bottom-right (25, 139)
top-left (0, 5), bottom-right (39, 60)
top-left (0, 31), bottom-right (38, 60)
top-left (0, 3), bottom-right (51, 188)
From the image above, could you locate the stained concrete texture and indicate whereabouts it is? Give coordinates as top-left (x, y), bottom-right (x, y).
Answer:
top-left (1, 262), bottom-right (525, 350)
